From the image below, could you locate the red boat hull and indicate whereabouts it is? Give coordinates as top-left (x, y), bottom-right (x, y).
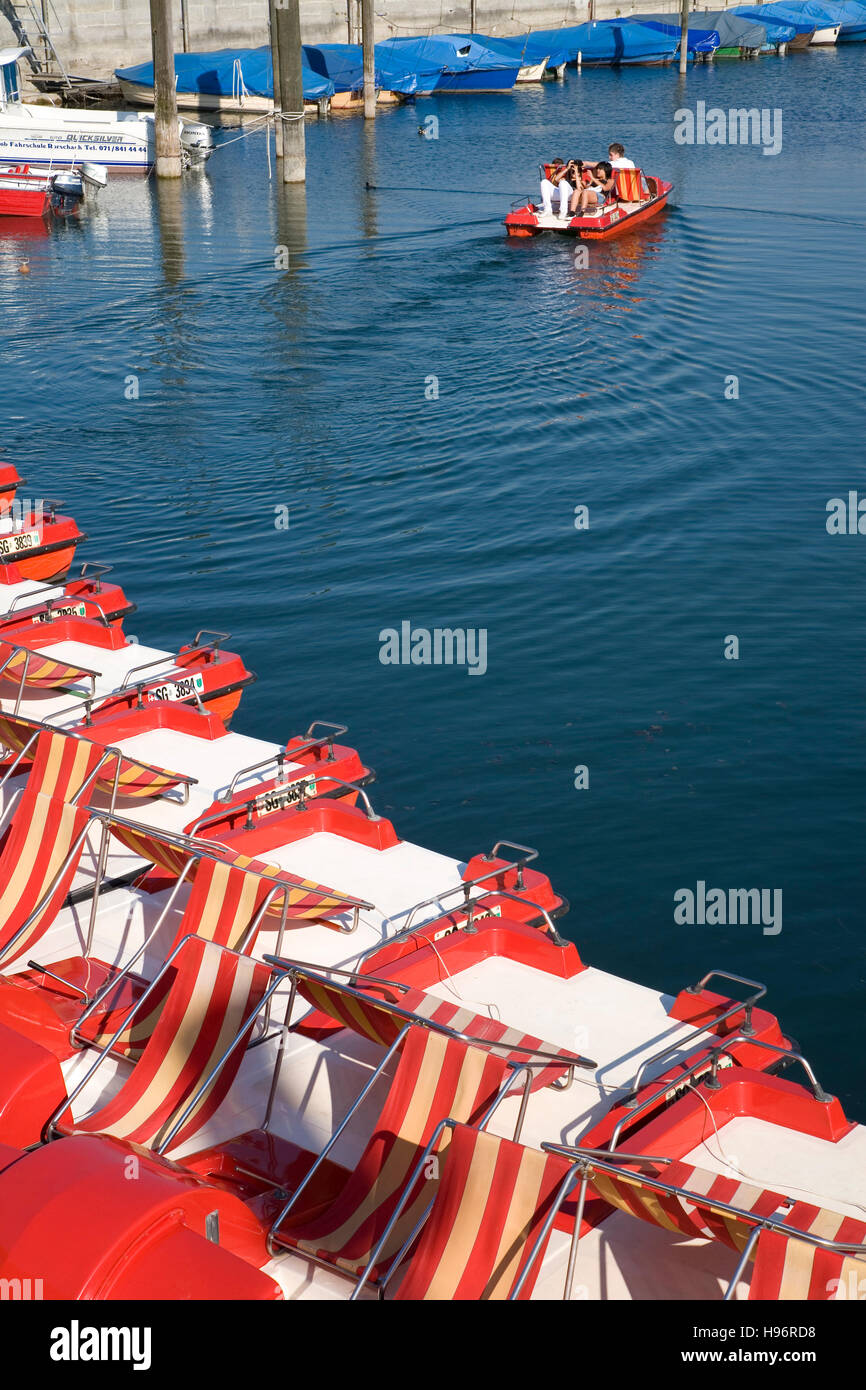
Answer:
top-left (505, 175), bottom-right (672, 241)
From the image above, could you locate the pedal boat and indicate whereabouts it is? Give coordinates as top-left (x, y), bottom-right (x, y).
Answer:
top-left (0, 727), bottom-right (812, 1304)
top-left (0, 500), bottom-right (85, 582)
top-left (0, 560), bottom-right (136, 631)
top-left (0, 616), bottom-right (254, 732)
top-left (506, 166), bottom-right (672, 240)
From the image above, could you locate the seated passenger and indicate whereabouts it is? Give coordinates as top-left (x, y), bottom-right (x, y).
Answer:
top-left (570, 161), bottom-right (615, 216)
top-left (538, 158), bottom-right (580, 219)
top-left (607, 142), bottom-right (635, 170)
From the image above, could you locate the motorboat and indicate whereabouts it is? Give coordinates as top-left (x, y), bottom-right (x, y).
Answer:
top-left (0, 48), bottom-right (214, 171)
top-left (506, 165), bottom-right (672, 240)
top-left (0, 160), bottom-right (106, 219)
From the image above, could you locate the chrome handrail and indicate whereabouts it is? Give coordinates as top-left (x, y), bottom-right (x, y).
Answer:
top-left (352, 1069), bottom-right (530, 1300)
top-left (187, 722), bottom-right (352, 832)
top-left (395, 841), bottom-right (539, 937)
top-left (118, 654), bottom-right (182, 690)
top-left (623, 970), bottom-right (767, 1102)
top-left (606, 1034), bottom-right (829, 1154)
top-left (263, 955), bottom-right (595, 1071)
top-left (526, 1143), bottom-right (866, 1302)
top-left (178, 629), bottom-right (230, 653)
top-left (355, 885), bottom-right (568, 964)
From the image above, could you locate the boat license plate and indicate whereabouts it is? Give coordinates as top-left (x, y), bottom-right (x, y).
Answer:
top-left (0, 528), bottom-right (39, 557)
top-left (34, 602), bottom-right (87, 623)
top-left (254, 776), bottom-right (317, 815)
top-left (146, 672), bottom-right (205, 702)
top-left (433, 903), bottom-right (502, 941)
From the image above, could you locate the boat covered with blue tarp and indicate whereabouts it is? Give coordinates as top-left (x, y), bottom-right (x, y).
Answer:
top-left (623, 15), bottom-right (721, 52)
top-left (632, 10), bottom-right (770, 51)
top-left (471, 30), bottom-right (576, 68)
top-left (374, 35), bottom-right (521, 91)
top-left (539, 20), bottom-right (680, 63)
top-left (835, 0), bottom-right (866, 38)
top-left (732, 0), bottom-right (845, 33)
top-left (116, 46), bottom-right (335, 105)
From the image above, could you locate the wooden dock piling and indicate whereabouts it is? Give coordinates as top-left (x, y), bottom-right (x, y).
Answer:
top-left (362, 0), bottom-right (375, 119)
top-left (275, 0), bottom-right (306, 182)
top-left (149, 0), bottom-right (182, 177)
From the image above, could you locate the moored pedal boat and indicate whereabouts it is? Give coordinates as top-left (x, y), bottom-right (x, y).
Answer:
top-left (0, 501), bottom-right (85, 581)
top-left (0, 561), bottom-right (136, 630)
top-left (0, 618), bottom-right (254, 730)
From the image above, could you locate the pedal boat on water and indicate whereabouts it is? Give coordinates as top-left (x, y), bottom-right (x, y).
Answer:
top-left (0, 617), bottom-right (254, 732)
top-left (0, 560), bottom-right (136, 631)
top-left (0, 500), bottom-right (85, 582)
top-left (506, 164), bottom-right (672, 240)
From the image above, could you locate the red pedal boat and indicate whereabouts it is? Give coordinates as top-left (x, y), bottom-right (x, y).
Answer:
top-left (0, 501), bottom-right (85, 582)
top-left (506, 164), bottom-right (672, 241)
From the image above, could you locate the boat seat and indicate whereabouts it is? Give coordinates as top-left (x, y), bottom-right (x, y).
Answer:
top-left (0, 711), bottom-right (193, 801)
top-left (0, 730), bottom-right (105, 969)
top-left (391, 1122), bottom-right (574, 1300)
top-left (77, 855), bottom-right (349, 1059)
top-left (294, 967), bottom-right (588, 1091)
top-left (749, 1202), bottom-right (866, 1300)
top-left (53, 935), bottom-right (273, 1154)
top-left (270, 1025), bottom-right (510, 1282)
top-left (533, 1146), bottom-right (866, 1300)
top-left (613, 166), bottom-right (649, 202)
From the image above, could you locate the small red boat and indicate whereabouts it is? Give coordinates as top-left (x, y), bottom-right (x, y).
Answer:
top-left (505, 164), bottom-right (672, 241)
top-left (0, 164), bottom-right (90, 219)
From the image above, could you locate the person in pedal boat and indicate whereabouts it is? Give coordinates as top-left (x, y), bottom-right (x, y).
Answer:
top-left (538, 158), bottom-right (581, 219)
top-left (583, 143), bottom-right (635, 174)
top-left (570, 161), bottom-right (615, 216)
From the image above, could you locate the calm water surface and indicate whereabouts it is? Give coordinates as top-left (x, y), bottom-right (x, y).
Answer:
top-left (1, 49), bottom-right (864, 1108)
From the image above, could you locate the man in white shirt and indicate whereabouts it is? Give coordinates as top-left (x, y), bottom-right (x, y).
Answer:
top-left (607, 143), bottom-right (635, 170)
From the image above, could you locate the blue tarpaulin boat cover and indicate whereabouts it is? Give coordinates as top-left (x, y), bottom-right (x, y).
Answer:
top-left (533, 20), bottom-right (679, 62)
top-left (732, 1), bottom-right (847, 30)
top-left (374, 35), bottom-right (520, 91)
top-left (836, 0), bottom-right (866, 36)
top-left (475, 30), bottom-right (576, 67)
top-left (626, 16), bottom-right (721, 51)
top-left (116, 46), bottom-right (335, 101)
top-left (632, 11), bottom-right (768, 48)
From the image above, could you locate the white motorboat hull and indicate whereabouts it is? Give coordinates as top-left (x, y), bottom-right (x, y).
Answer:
top-left (117, 76), bottom-right (273, 116)
top-left (516, 57), bottom-right (551, 82)
top-left (811, 24), bottom-right (841, 42)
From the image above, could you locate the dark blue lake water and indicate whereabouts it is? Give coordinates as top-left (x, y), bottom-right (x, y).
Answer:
top-left (1, 47), bottom-right (864, 1109)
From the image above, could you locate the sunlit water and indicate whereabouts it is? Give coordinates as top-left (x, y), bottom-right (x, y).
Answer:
top-left (1, 48), bottom-right (864, 1110)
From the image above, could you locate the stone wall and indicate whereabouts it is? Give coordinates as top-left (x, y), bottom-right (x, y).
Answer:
top-left (1, 0), bottom-right (688, 76)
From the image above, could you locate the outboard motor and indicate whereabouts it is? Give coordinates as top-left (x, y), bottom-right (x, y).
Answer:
top-left (80, 161), bottom-right (109, 191)
top-left (49, 170), bottom-right (85, 216)
top-left (179, 119), bottom-right (215, 167)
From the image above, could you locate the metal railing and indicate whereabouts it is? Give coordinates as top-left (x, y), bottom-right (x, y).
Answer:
top-left (622, 970), bottom-right (767, 1104)
top-left (606, 1035), bottom-right (831, 1155)
top-left (515, 1143), bottom-right (866, 1302)
top-left (43, 934), bottom-right (291, 1154)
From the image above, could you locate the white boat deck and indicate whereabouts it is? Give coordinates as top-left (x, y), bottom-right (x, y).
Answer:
top-left (681, 1116), bottom-right (866, 1222)
top-left (0, 577), bottom-right (63, 616)
top-left (0, 638), bottom-right (177, 725)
